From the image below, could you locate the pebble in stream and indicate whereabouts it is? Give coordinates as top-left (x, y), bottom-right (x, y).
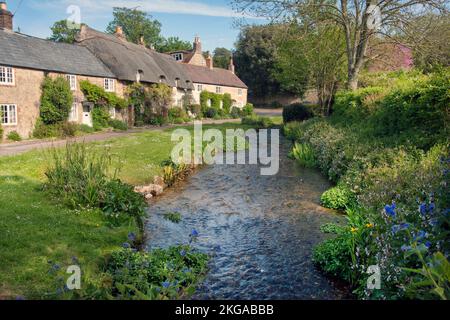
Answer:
top-left (146, 138), bottom-right (347, 300)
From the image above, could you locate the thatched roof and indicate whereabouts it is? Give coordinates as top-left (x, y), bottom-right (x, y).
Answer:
top-left (182, 64), bottom-right (248, 89)
top-left (0, 29), bottom-right (114, 77)
top-left (76, 26), bottom-right (193, 90)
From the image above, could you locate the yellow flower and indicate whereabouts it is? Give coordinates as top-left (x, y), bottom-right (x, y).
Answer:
top-left (351, 227), bottom-right (359, 233)
top-left (366, 223), bottom-right (374, 228)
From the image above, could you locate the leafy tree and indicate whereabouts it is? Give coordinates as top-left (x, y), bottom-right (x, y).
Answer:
top-left (106, 7), bottom-right (163, 48)
top-left (234, 25), bottom-right (284, 98)
top-left (49, 20), bottom-right (85, 43)
top-left (157, 37), bottom-right (192, 53)
top-left (233, 0), bottom-right (447, 90)
top-left (213, 47), bottom-right (232, 69)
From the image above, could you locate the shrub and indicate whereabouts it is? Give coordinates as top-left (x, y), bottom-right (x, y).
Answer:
top-left (77, 124), bottom-right (96, 134)
top-left (40, 76), bottom-right (73, 125)
top-left (222, 93), bottom-right (232, 114)
top-left (6, 131), bottom-right (22, 142)
top-left (282, 103), bottom-right (313, 123)
top-left (100, 180), bottom-right (146, 232)
top-left (290, 142), bottom-right (315, 168)
top-left (241, 115), bottom-right (274, 129)
top-left (241, 103), bottom-right (254, 117)
top-left (0, 124), bottom-right (3, 141)
top-left (109, 119), bottom-right (128, 131)
top-left (313, 235), bottom-right (352, 283)
top-left (106, 246), bottom-right (209, 300)
top-left (33, 120), bottom-right (58, 139)
top-left (205, 107), bottom-right (217, 119)
top-left (57, 122), bottom-right (77, 137)
top-left (320, 186), bottom-right (354, 210)
top-left (188, 104), bottom-right (202, 118)
top-left (92, 108), bottom-right (111, 130)
top-left (230, 107), bottom-right (241, 119)
top-left (282, 121), bottom-right (303, 141)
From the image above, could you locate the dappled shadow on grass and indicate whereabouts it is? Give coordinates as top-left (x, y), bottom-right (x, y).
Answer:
top-left (0, 175), bottom-right (133, 299)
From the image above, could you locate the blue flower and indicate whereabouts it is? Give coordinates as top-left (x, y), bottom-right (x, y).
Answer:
top-left (180, 249), bottom-right (186, 257)
top-left (419, 203), bottom-right (427, 216)
top-left (214, 245), bottom-right (222, 252)
top-left (162, 281), bottom-right (170, 288)
top-left (414, 230), bottom-right (427, 241)
top-left (391, 225), bottom-right (400, 234)
top-left (385, 204), bottom-right (396, 218)
top-left (128, 232), bottom-right (136, 241)
top-left (401, 245), bottom-right (412, 252)
top-left (52, 264), bottom-right (61, 271)
top-left (400, 223), bottom-right (410, 230)
top-left (425, 241), bottom-right (432, 249)
top-left (122, 242), bottom-right (131, 249)
top-left (190, 229), bottom-right (199, 237)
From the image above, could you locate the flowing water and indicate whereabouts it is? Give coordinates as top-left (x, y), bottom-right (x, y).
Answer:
top-left (146, 138), bottom-right (347, 300)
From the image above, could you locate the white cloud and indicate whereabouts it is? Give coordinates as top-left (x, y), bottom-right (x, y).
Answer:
top-left (32, 0), bottom-right (257, 18)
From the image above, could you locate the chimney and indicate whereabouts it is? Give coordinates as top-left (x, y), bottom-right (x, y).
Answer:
top-left (193, 36), bottom-right (202, 53)
top-left (206, 54), bottom-right (213, 70)
top-left (115, 25), bottom-right (125, 39)
top-left (228, 56), bottom-right (235, 74)
top-left (0, 2), bottom-right (13, 30)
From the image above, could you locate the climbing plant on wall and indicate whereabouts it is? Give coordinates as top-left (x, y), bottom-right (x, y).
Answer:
top-left (40, 76), bottom-right (73, 125)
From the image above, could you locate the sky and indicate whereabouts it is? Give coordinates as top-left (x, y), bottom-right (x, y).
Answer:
top-left (4, 0), bottom-right (265, 51)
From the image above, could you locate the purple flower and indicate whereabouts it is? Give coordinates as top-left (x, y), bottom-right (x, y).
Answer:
top-left (122, 242), bottom-right (131, 249)
top-left (401, 245), bottom-right (412, 252)
top-left (128, 232), bottom-right (136, 241)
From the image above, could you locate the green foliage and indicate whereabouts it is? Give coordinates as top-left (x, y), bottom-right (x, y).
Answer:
top-left (109, 119), bottom-right (128, 131)
top-left (158, 36), bottom-right (192, 53)
top-left (163, 212), bottom-right (182, 223)
top-left (33, 120), bottom-right (78, 139)
top-left (282, 121), bottom-right (303, 141)
top-left (320, 186), bottom-right (354, 211)
top-left (40, 76), bottom-right (73, 125)
top-left (80, 80), bottom-right (127, 110)
top-left (241, 103), bottom-right (254, 117)
top-left (241, 115), bottom-right (274, 129)
top-left (6, 131), bottom-right (22, 142)
top-left (106, 7), bottom-right (163, 48)
top-left (92, 108), bottom-right (110, 131)
top-left (230, 107), bottom-right (241, 119)
top-left (0, 123), bottom-right (3, 140)
top-left (44, 142), bottom-right (146, 234)
top-left (222, 93), bottom-right (232, 114)
top-left (48, 20), bottom-right (84, 43)
top-left (290, 142), bottom-right (315, 168)
top-left (204, 107), bottom-right (217, 119)
top-left (213, 47), bottom-right (232, 69)
top-left (313, 235), bottom-right (352, 282)
top-left (282, 103), bottom-right (314, 123)
top-left (105, 246), bottom-right (209, 300)
top-left (168, 107), bottom-right (189, 123)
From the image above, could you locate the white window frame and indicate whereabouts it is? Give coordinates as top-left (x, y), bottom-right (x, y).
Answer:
top-left (216, 86), bottom-right (222, 94)
top-left (0, 104), bottom-right (17, 125)
top-left (66, 74), bottom-right (77, 91)
top-left (238, 88), bottom-right (243, 96)
top-left (197, 84), bottom-right (203, 92)
top-left (69, 102), bottom-right (78, 122)
top-left (0, 66), bottom-right (14, 86)
top-left (104, 78), bottom-right (115, 92)
top-left (172, 53), bottom-right (183, 61)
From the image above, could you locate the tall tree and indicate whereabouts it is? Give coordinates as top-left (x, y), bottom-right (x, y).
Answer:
top-left (106, 7), bottom-right (163, 48)
top-left (213, 47), bottom-right (232, 69)
top-left (234, 24), bottom-right (284, 98)
top-left (157, 37), bottom-right (192, 53)
top-left (49, 20), bottom-right (84, 43)
top-left (232, 0), bottom-right (448, 90)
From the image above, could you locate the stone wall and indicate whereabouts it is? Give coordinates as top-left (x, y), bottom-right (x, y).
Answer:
top-left (0, 66), bottom-right (126, 140)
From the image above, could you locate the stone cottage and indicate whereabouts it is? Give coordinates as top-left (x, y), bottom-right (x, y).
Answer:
top-left (169, 37), bottom-right (248, 108)
top-left (0, 3), bottom-right (123, 138)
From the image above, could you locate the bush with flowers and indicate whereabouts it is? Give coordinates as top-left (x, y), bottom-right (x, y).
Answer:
top-left (287, 69), bottom-right (449, 299)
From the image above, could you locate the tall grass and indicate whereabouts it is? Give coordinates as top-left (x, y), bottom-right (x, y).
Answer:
top-left (44, 142), bottom-right (114, 208)
top-left (290, 142), bottom-right (316, 168)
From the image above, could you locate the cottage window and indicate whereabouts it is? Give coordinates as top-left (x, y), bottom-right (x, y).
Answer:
top-left (173, 53), bottom-right (183, 61)
top-left (109, 107), bottom-right (116, 119)
top-left (0, 104), bottom-right (17, 125)
top-left (0, 66), bottom-right (14, 85)
top-left (69, 102), bottom-right (78, 122)
top-left (238, 89), bottom-right (243, 96)
top-left (197, 84), bottom-right (203, 92)
top-left (66, 75), bottom-right (77, 91)
top-left (216, 86), bottom-right (222, 94)
top-left (104, 78), bottom-right (115, 92)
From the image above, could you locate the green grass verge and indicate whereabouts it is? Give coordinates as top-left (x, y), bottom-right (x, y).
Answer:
top-left (0, 123), bottom-right (249, 299)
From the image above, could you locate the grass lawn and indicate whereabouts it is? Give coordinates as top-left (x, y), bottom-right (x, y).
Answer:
top-left (0, 123), bottom-right (249, 299)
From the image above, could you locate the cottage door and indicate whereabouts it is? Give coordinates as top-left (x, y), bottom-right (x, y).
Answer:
top-left (82, 104), bottom-right (93, 127)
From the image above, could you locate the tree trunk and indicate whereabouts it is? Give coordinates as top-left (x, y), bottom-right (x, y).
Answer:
top-left (347, 71), bottom-right (359, 91)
